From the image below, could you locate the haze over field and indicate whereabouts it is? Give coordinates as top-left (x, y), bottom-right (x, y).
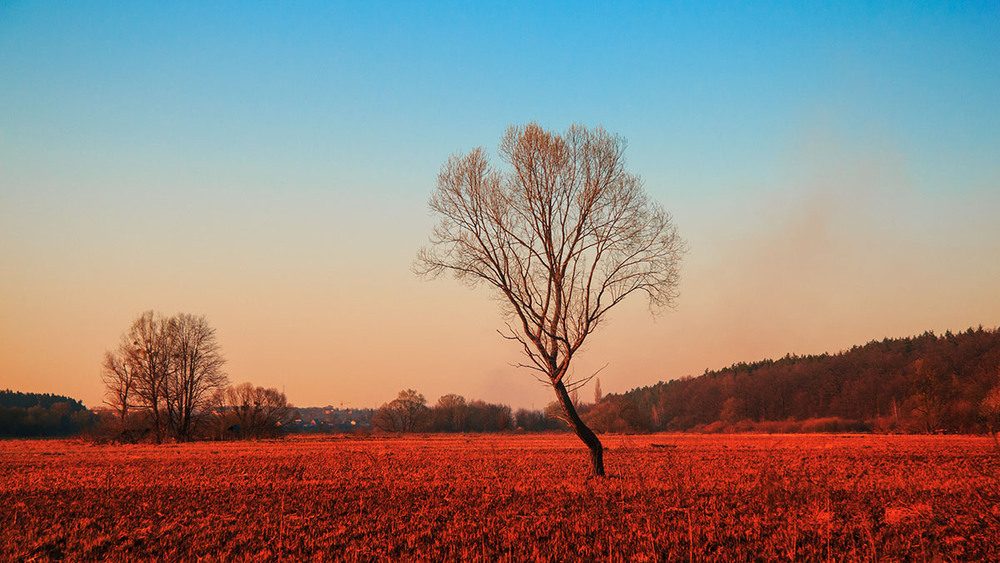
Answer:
top-left (2, 2), bottom-right (998, 410)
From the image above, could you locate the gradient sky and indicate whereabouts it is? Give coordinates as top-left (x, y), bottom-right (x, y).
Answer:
top-left (2, 2), bottom-right (998, 411)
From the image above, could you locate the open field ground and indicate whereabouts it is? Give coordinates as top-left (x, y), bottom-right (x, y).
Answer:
top-left (2, 433), bottom-right (999, 562)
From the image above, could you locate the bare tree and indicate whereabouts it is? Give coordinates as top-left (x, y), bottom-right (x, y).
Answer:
top-left (215, 382), bottom-right (292, 439)
top-left (372, 389), bottom-right (429, 433)
top-left (125, 311), bottom-right (173, 443)
top-left (100, 345), bottom-right (136, 437)
top-left (102, 311), bottom-right (228, 442)
top-left (433, 393), bottom-right (468, 432)
top-left (165, 313), bottom-right (228, 441)
top-left (416, 123), bottom-right (685, 475)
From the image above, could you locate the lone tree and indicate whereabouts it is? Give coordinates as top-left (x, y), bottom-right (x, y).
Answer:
top-left (416, 123), bottom-right (685, 475)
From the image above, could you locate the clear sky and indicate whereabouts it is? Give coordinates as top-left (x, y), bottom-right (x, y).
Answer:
top-left (2, 2), bottom-right (998, 410)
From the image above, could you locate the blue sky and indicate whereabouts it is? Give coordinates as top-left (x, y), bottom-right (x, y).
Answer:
top-left (2, 2), bottom-right (998, 409)
top-left (6, 2), bottom-right (996, 194)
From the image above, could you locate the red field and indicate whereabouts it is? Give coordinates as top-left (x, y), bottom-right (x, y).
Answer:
top-left (2, 433), bottom-right (999, 561)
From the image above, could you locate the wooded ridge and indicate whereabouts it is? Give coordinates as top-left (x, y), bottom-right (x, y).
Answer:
top-left (588, 327), bottom-right (1000, 434)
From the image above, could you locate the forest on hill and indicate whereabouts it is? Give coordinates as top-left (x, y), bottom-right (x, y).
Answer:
top-left (585, 327), bottom-right (1000, 434)
top-left (0, 390), bottom-right (96, 437)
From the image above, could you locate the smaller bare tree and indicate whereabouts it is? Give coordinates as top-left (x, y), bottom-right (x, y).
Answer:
top-left (166, 313), bottom-right (227, 441)
top-left (101, 344), bottom-right (136, 438)
top-left (122, 311), bottom-right (173, 443)
top-left (215, 382), bottom-right (292, 439)
top-left (372, 389), bottom-right (429, 432)
top-left (433, 393), bottom-right (468, 432)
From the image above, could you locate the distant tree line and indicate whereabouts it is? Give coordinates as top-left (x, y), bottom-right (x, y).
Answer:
top-left (14, 324), bottom-right (997, 441)
top-left (588, 327), bottom-right (1000, 434)
top-left (365, 328), bottom-right (998, 436)
top-left (370, 389), bottom-right (568, 433)
top-left (372, 390), bottom-right (513, 433)
top-left (0, 390), bottom-right (95, 437)
top-left (314, 328), bottom-right (1000, 437)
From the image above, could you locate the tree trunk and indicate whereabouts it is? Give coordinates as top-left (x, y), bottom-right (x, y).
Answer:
top-left (553, 380), bottom-right (605, 476)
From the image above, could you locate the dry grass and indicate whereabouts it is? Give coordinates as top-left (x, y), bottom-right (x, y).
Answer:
top-left (2, 433), bottom-right (999, 561)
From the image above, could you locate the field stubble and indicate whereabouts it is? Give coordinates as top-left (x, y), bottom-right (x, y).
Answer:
top-left (2, 433), bottom-right (999, 561)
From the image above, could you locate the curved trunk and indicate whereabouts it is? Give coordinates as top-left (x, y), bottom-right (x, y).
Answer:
top-left (553, 380), bottom-right (605, 477)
